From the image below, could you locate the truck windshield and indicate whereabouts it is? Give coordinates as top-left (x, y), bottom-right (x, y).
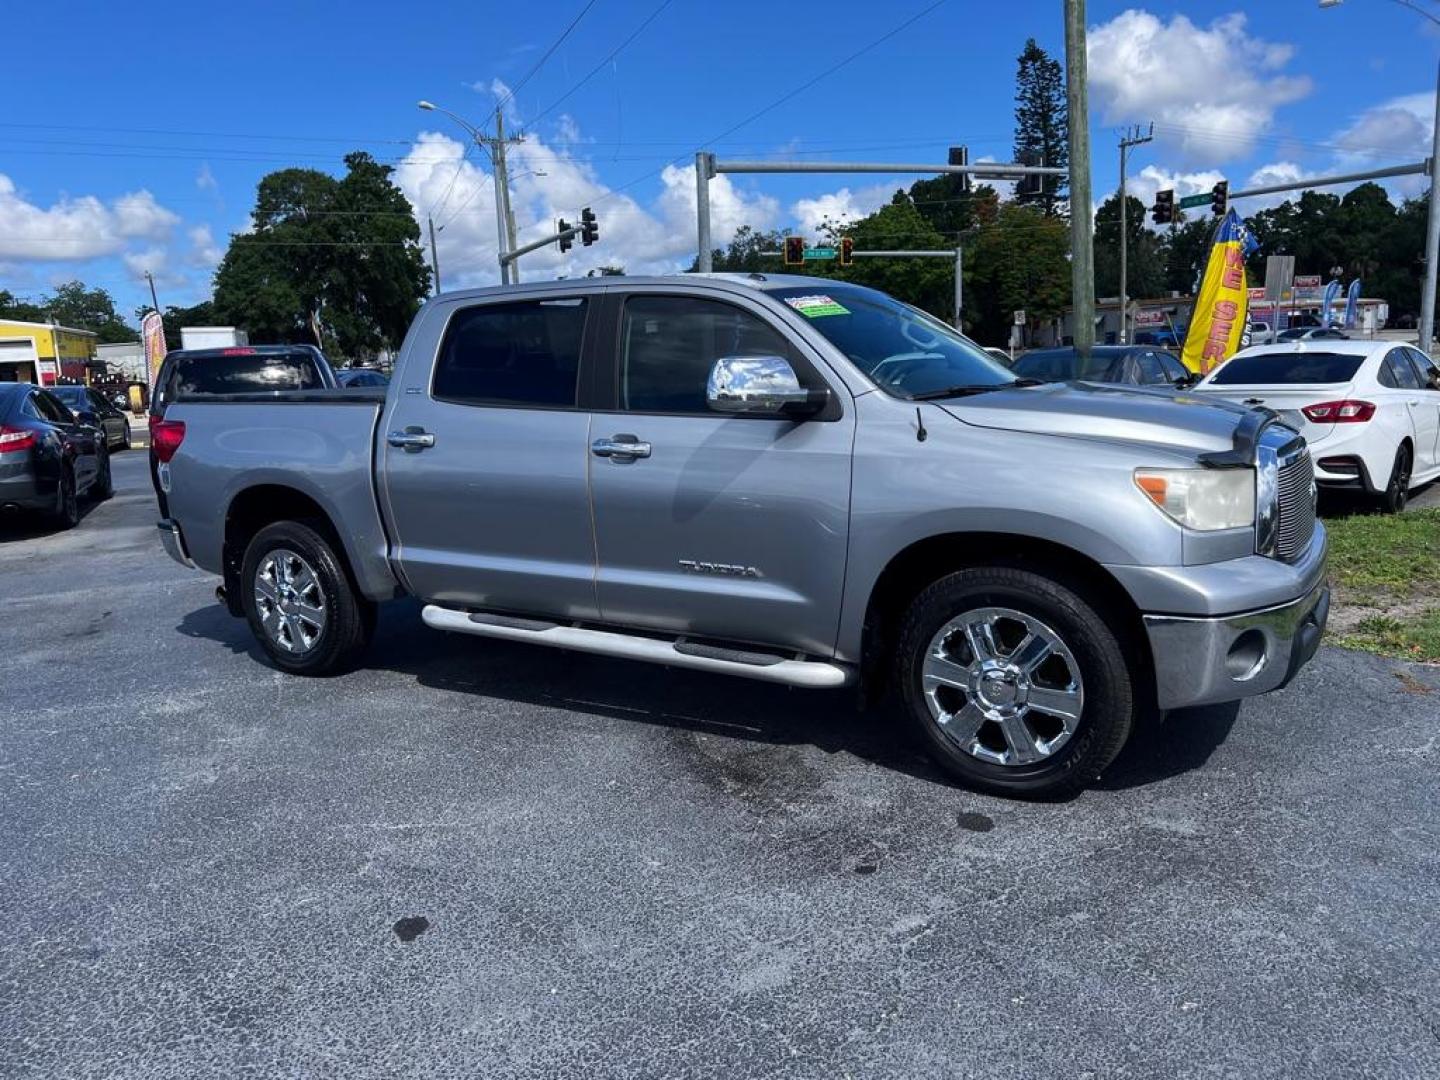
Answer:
top-left (767, 285), bottom-right (1015, 398)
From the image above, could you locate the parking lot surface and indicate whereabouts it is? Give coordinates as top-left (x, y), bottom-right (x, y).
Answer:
top-left (2, 452), bottom-right (1438, 1079)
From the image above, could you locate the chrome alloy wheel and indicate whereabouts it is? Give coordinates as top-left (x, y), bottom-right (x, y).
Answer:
top-left (921, 606), bottom-right (1084, 767)
top-left (254, 548), bottom-right (327, 653)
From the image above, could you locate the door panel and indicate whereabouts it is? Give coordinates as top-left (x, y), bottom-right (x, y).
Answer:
top-left (1404, 348), bottom-right (1440, 471)
top-left (380, 295), bottom-right (600, 619)
top-left (587, 291), bottom-right (853, 656)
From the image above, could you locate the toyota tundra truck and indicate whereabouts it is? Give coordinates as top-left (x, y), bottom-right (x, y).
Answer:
top-left (153, 275), bottom-right (1328, 797)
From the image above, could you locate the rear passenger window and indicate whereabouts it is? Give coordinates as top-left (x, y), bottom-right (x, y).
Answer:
top-left (1384, 350), bottom-right (1421, 390)
top-left (434, 298), bottom-right (586, 408)
top-left (619, 295), bottom-right (795, 414)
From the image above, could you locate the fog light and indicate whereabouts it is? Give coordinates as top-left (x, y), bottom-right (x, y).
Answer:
top-left (1226, 629), bottom-right (1267, 681)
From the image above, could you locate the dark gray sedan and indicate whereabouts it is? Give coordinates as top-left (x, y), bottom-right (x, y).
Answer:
top-left (1013, 345), bottom-right (1196, 389)
top-left (0, 383), bottom-right (111, 528)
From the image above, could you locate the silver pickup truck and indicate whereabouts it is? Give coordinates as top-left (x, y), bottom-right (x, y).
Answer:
top-left (155, 274), bottom-right (1328, 797)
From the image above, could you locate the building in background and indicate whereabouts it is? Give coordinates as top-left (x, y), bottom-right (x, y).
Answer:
top-left (96, 341), bottom-right (147, 383)
top-left (0, 319), bottom-right (99, 384)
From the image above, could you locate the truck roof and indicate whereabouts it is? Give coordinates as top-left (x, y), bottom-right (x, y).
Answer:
top-left (425, 272), bottom-right (869, 306)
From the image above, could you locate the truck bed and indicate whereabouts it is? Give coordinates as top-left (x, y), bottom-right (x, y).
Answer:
top-left (161, 394), bottom-right (400, 600)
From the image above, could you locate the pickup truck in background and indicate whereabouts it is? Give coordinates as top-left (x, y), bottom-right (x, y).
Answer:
top-left (153, 275), bottom-right (1329, 798)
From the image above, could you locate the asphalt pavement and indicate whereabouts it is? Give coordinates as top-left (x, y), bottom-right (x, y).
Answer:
top-left (2, 452), bottom-right (1437, 1079)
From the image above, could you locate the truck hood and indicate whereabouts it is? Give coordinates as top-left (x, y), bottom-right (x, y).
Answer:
top-left (937, 380), bottom-right (1253, 456)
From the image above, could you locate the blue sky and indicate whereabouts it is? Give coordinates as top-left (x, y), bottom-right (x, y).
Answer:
top-left (2, 0), bottom-right (1437, 319)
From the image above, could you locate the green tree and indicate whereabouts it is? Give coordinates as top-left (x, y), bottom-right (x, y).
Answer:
top-left (1160, 217), bottom-right (1215, 296)
top-left (213, 153), bottom-right (430, 358)
top-left (1013, 38), bottom-right (1069, 217)
top-left (0, 290), bottom-right (47, 323)
top-left (811, 196), bottom-right (959, 323)
top-left (690, 225), bottom-right (786, 273)
top-left (967, 203), bottom-right (1071, 344)
top-left (1093, 193), bottom-right (1165, 301)
top-left (28, 281), bottom-right (137, 342)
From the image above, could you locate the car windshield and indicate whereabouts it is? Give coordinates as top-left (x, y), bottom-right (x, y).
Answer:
top-left (1207, 351), bottom-right (1365, 385)
top-left (766, 285), bottom-right (1014, 398)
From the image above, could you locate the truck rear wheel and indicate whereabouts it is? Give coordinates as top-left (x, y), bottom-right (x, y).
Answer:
top-left (894, 566), bottom-right (1135, 799)
top-left (240, 520), bottom-right (373, 676)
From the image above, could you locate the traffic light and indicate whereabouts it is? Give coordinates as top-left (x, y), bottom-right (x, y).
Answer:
top-left (783, 236), bottom-right (805, 266)
top-left (838, 237), bottom-right (854, 267)
top-left (948, 145), bottom-right (970, 194)
top-left (557, 218), bottom-right (573, 253)
top-left (1015, 150), bottom-right (1043, 200)
top-left (1152, 189), bottom-right (1174, 225)
top-left (580, 207), bottom-right (598, 246)
top-left (1210, 180), bottom-right (1228, 216)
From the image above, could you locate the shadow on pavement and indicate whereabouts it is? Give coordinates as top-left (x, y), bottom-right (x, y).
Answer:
top-left (178, 597), bottom-right (1242, 796)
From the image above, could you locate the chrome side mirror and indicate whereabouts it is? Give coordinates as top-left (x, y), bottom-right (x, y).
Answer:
top-left (706, 355), bottom-right (815, 415)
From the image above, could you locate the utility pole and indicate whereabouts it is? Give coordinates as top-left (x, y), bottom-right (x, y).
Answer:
top-left (954, 244), bottom-right (964, 330)
top-left (144, 270), bottom-right (160, 313)
top-left (427, 216), bottom-right (442, 295)
top-left (493, 111), bottom-right (521, 285)
top-left (1422, 56), bottom-right (1440, 352)
top-left (1064, 0), bottom-right (1096, 357)
top-left (1117, 123), bottom-right (1153, 344)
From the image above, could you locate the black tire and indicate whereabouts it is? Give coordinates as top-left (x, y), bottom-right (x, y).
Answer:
top-left (894, 566), bottom-right (1135, 799)
top-left (239, 520), bottom-right (373, 676)
top-left (1376, 444), bottom-right (1411, 514)
top-left (89, 446), bottom-right (114, 502)
top-left (119, 421), bottom-right (131, 451)
top-left (53, 467), bottom-right (80, 529)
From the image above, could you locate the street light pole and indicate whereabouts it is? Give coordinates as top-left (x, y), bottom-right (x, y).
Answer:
top-left (417, 100), bottom-right (523, 285)
top-left (1118, 124), bottom-right (1153, 344)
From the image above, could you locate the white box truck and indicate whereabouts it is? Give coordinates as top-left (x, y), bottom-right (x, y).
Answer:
top-left (180, 327), bottom-right (249, 350)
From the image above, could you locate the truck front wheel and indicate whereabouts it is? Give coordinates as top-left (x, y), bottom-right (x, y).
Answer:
top-left (894, 566), bottom-right (1135, 799)
top-left (240, 521), bottom-right (373, 676)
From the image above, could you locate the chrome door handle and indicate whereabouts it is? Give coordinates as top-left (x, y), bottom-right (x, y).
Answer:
top-left (591, 436), bottom-right (651, 459)
top-left (387, 430), bottom-right (435, 450)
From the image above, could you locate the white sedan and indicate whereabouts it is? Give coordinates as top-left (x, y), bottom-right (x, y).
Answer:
top-left (1192, 339), bottom-right (1440, 512)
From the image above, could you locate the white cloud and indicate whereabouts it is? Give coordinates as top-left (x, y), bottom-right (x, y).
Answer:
top-left (121, 246), bottom-right (184, 289)
top-left (188, 224), bottom-right (224, 267)
top-left (0, 175), bottom-right (180, 260)
top-left (1127, 164), bottom-right (1225, 220)
top-left (790, 184), bottom-right (892, 239)
top-left (196, 163), bottom-right (218, 192)
top-left (1331, 92), bottom-right (1433, 197)
top-left (394, 126), bottom-right (779, 285)
top-left (1088, 11), bottom-right (1311, 164)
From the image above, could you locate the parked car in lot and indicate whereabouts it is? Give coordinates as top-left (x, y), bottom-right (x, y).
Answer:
top-left (153, 275), bottom-right (1328, 799)
top-left (0, 383), bottom-right (111, 527)
top-left (335, 367), bottom-right (389, 388)
top-left (1012, 345), bottom-right (1196, 389)
top-left (50, 385), bottom-right (131, 451)
top-left (1277, 327), bottom-right (1348, 342)
top-left (1193, 341), bottom-right (1440, 512)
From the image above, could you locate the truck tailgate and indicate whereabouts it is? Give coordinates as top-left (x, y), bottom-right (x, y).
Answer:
top-left (162, 395), bottom-right (399, 600)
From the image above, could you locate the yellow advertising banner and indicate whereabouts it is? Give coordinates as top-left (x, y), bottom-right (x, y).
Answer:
top-left (141, 311), bottom-right (166, 389)
top-left (1181, 209), bottom-right (1257, 375)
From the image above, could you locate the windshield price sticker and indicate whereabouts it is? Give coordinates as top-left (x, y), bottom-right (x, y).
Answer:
top-left (786, 295), bottom-right (850, 318)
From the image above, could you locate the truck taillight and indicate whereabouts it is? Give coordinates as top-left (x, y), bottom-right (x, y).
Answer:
top-left (1302, 400), bottom-right (1375, 423)
top-left (150, 417), bottom-right (186, 463)
top-left (0, 425), bottom-right (36, 452)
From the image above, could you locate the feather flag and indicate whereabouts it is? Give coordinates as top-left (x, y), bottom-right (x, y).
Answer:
top-left (1181, 209), bottom-right (1260, 374)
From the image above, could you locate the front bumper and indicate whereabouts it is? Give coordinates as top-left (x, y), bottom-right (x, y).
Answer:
top-left (157, 518), bottom-right (197, 570)
top-left (1144, 580), bottom-right (1330, 711)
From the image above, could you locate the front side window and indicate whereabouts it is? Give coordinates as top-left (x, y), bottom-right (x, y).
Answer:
top-left (619, 295), bottom-right (797, 414)
top-left (434, 298), bottom-right (586, 408)
top-left (1405, 347), bottom-right (1439, 388)
top-left (1135, 351), bottom-right (1168, 385)
top-left (766, 284), bottom-right (1012, 398)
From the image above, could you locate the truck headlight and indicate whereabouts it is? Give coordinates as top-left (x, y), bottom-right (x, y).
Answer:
top-left (1134, 468), bottom-right (1255, 531)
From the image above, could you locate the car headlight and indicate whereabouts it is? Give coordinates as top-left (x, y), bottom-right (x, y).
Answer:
top-left (1134, 468), bottom-right (1255, 531)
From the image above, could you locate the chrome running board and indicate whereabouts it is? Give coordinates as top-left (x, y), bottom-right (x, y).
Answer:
top-left (421, 605), bottom-right (853, 689)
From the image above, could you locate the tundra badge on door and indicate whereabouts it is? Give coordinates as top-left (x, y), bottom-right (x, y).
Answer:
top-left (678, 559), bottom-right (761, 578)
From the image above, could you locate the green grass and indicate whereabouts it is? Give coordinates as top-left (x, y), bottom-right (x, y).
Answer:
top-left (1325, 508), bottom-right (1440, 661)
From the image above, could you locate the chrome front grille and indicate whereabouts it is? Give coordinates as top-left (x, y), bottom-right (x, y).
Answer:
top-left (1273, 449), bottom-right (1317, 562)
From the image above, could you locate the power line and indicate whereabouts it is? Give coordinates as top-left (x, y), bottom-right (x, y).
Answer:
top-left (493, 0), bottom-right (600, 120)
top-left (526, 0), bottom-right (677, 129)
